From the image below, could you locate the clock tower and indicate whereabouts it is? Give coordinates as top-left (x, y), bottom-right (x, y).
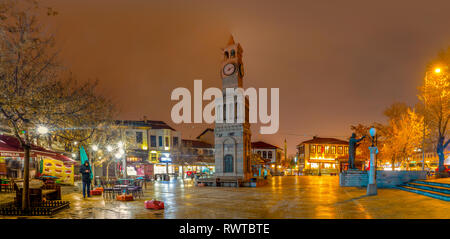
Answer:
top-left (214, 35), bottom-right (252, 183)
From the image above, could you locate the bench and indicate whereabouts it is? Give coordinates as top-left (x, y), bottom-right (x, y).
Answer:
top-left (197, 177), bottom-right (243, 187)
top-left (13, 180), bottom-right (61, 207)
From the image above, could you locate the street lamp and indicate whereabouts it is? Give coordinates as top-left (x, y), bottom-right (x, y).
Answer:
top-left (36, 125), bottom-right (49, 135)
top-left (106, 145), bottom-right (113, 152)
top-left (367, 127), bottom-right (378, 196)
top-left (92, 145), bottom-right (98, 151)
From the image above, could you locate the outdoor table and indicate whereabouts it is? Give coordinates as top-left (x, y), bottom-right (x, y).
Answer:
top-left (114, 185), bottom-right (129, 194)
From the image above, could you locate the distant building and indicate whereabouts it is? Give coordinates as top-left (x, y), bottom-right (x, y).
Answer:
top-left (113, 118), bottom-right (181, 178)
top-left (251, 141), bottom-right (284, 174)
top-left (180, 139), bottom-right (215, 177)
top-left (297, 136), bottom-right (349, 175)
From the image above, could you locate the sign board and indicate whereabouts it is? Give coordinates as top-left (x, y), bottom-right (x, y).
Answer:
top-left (41, 158), bottom-right (74, 185)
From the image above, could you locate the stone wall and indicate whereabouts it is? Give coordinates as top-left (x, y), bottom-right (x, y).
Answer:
top-left (339, 170), bottom-right (368, 187)
top-left (339, 170), bottom-right (427, 188)
top-left (376, 171), bottom-right (427, 188)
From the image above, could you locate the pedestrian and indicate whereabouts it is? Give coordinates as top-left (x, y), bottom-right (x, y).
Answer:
top-left (79, 161), bottom-right (92, 198)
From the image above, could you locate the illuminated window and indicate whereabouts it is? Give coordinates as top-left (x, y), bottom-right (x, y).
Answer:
top-left (331, 146), bottom-right (336, 154)
top-left (165, 136), bottom-right (169, 147)
top-left (338, 146), bottom-right (343, 154)
top-left (318, 145), bottom-right (324, 154)
top-left (325, 146), bottom-right (330, 154)
top-left (311, 145), bottom-right (316, 153)
top-left (310, 163), bottom-right (319, 169)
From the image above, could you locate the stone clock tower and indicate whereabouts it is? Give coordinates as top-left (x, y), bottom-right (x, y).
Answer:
top-left (214, 36), bottom-right (252, 182)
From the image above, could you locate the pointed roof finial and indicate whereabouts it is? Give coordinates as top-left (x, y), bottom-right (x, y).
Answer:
top-left (227, 34), bottom-right (235, 46)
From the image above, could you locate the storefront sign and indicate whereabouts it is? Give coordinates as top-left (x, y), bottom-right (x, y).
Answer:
top-left (160, 157), bottom-right (172, 163)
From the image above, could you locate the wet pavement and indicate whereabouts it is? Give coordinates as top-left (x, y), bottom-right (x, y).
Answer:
top-left (0, 176), bottom-right (449, 219)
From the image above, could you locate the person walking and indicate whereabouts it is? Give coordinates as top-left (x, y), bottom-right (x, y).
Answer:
top-left (80, 161), bottom-right (92, 198)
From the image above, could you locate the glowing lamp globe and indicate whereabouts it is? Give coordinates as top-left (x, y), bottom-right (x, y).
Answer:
top-left (37, 126), bottom-right (49, 135)
top-left (369, 128), bottom-right (376, 137)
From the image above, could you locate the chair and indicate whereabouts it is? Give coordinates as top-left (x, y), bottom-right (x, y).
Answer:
top-left (101, 179), bottom-right (115, 199)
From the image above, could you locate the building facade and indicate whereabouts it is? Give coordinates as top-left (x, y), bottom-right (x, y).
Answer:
top-left (297, 137), bottom-right (349, 175)
top-left (251, 141), bottom-right (284, 174)
top-left (180, 139), bottom-right (215, 177)
top-left (113, 118), bottom-right (181, 178)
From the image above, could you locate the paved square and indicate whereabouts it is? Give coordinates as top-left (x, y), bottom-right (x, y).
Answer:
top-left (0, 176), bottom-right (448, 219)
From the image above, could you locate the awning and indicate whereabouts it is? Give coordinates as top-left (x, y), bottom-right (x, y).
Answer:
top-left (0, 134), bottom-right (76, 163)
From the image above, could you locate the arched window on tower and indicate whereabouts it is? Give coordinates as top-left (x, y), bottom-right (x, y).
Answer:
top-left (230, 49), bottom-right (236, 58)
top-left (224, 51), bottom-right (229, 59)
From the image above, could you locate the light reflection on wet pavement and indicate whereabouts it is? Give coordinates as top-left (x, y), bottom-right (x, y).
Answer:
top-left (1, 176), bottom-right (449, 219)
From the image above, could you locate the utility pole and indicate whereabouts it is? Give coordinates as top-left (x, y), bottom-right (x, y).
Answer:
top-left (284, 139), bottom-right (287, 175)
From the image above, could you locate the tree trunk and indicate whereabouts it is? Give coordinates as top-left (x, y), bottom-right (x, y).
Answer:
top-left (106, 162), bottom-right (110, 181)
top-left (391, 156), bottom-right (395, 171)
top-left (437, 136), bottom-right (445, 173)
top-left (22, 145), bottom-right (31, 210)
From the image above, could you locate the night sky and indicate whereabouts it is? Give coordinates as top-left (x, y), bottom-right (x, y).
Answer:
top-left (42, 0), bottom-right (450, 155)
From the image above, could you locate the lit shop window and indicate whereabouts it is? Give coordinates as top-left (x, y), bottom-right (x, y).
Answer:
top-left (310, 145), bottom-right (316, 153)
top-left (310, 163), bottom-right (319, 169)
top-left (338, 146), bottom-right (343, 154)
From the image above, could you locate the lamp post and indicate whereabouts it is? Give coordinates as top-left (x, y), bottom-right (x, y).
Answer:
top-left (421, 67), bottom-right (442, 171)
top-left (367, 127), bottom-right (378, 196)
top-left (118, 141), bottom-right (127, 179)
top-left (91, 145), bottom-right (98, 186)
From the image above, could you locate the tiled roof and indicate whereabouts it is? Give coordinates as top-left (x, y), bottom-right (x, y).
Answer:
top-left (196, 128), bottom-right (214, 139)
top-left (182, 139), bottom-right (213, 148)
top-left (298, 137), bottom-right (348, 146)
top-left (115, 120), bottom-right (176, 131)
top-left (251, 141), bottom-right (280, 149)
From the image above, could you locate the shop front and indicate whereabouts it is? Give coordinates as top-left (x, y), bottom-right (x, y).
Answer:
top-left (181, 163), bottom-right (215, 178)
top-left (0, 135), bottom-right (76, 182)
top-left (304, 158), bottom-right (339, 175)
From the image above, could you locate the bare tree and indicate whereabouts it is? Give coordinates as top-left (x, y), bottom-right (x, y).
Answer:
top-left (0, 1), bottom-right (114, 209)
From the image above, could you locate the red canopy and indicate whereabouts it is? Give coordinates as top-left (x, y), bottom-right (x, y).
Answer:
top-left (0, 134), bottom-right (76, 163)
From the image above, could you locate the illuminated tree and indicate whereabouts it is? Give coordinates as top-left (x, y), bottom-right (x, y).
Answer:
top-left (381, 106), bottom-right (425, 170)
top-left (0, 1), bottom-right (114, 209)
top-left (419, 47), bottom-right (450, 174)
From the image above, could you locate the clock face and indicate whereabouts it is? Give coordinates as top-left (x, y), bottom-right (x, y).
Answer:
top-left (223, 63), bottom-right (236, 76)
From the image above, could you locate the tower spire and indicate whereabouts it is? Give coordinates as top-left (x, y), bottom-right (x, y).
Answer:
top-left (227, 34), bottom-right (235, 46)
